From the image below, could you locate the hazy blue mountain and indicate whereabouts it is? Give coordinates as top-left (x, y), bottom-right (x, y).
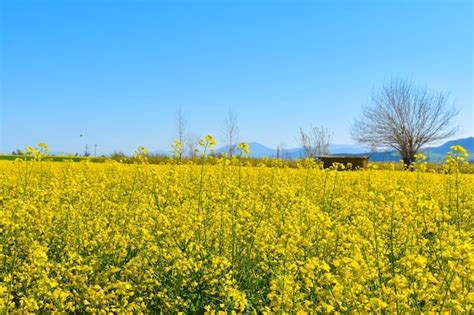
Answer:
top-left (216, 142), bottom-right (277, 157)
top-left (421, 137), bottom-right (473, 163)
top-left (425, 137), bottom-right (473, 154)
top-left (216, 143), bottom-right (368, 158)
top-left (150, 137), bottom-right (473, 162)
top-left (355, 137), bottom-right (474, 163)
top-left (329, 144), bottom-right (369, 154)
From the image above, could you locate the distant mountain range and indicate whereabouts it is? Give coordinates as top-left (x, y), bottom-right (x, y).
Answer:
top-left (214, 137), bottom-right (474, 163)
top-left (366, 137), bottom-right (474, 163)
top-left (15, 137), bottom-right (471, 163)
top-left (215, 143), bottom-right (370, 159)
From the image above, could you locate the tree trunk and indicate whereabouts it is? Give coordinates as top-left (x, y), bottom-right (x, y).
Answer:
top-left (402, 155), bottom-right (415, 170)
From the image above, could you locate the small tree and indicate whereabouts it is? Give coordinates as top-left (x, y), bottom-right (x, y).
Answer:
top-left (299, 125), bottom-right (331, 158)
top-left (170, 140), bottom-right (183, 159)
top-left (352, 78), bottom-right (458, 167)
top-left (223, 109), bottom-right (239, 157)
top-left (175, 108), bottom-right (187, 160)
top-left (186, 134), bottom-right (199, 159)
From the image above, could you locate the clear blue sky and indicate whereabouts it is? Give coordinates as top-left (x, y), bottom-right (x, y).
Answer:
top-left (1, 0), bottom-right (472, 154)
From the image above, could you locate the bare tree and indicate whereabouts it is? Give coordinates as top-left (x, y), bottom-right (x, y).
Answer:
top-left (299, 129), bottom-right (312, 158)
top-left (279, 143), bottom-right (290, 160)
top-left (175, 108), bottom-right (187, 160)
top-left (186, 134), bottom-right (199, 159)
top-left (352, 78), bottom-right (458, 167)
top-left (299, 125), bottom-right (331, 158)
top-left (223, 110), bottom-right (239, 157)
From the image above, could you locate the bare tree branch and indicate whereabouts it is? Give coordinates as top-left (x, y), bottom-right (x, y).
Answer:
top-left (186, 133), bottom-right (199, 159)
top-left (299, 125), bottom-right (332, 158)
top-left (223, 110), bottom-right (239, 157)
top-left (175, 108), bottom-right (187, 160)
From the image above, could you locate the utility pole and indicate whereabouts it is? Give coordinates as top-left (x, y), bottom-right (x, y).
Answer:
top-left (85, 144), bottom-right (89, 157)
top-left (94, 144), bottom-right (98, 157)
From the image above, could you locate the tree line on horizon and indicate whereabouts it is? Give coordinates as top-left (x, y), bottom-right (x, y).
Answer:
top-left (168, 77), bottom-right (459, 168)
top-left (9, 77), bottom-right (460, 168)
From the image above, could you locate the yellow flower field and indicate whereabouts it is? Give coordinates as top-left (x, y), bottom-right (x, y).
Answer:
top-left (0, 148), bottom-right (473, 313)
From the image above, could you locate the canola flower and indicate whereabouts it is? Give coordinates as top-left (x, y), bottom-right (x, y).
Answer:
top-left (171, 140), bottom-right (184, 160)
top-left (0, 143), bottom-right (473, 313)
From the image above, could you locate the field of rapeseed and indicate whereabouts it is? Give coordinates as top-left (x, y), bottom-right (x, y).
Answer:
top-left (1, 142), bottom-right (473, 313)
